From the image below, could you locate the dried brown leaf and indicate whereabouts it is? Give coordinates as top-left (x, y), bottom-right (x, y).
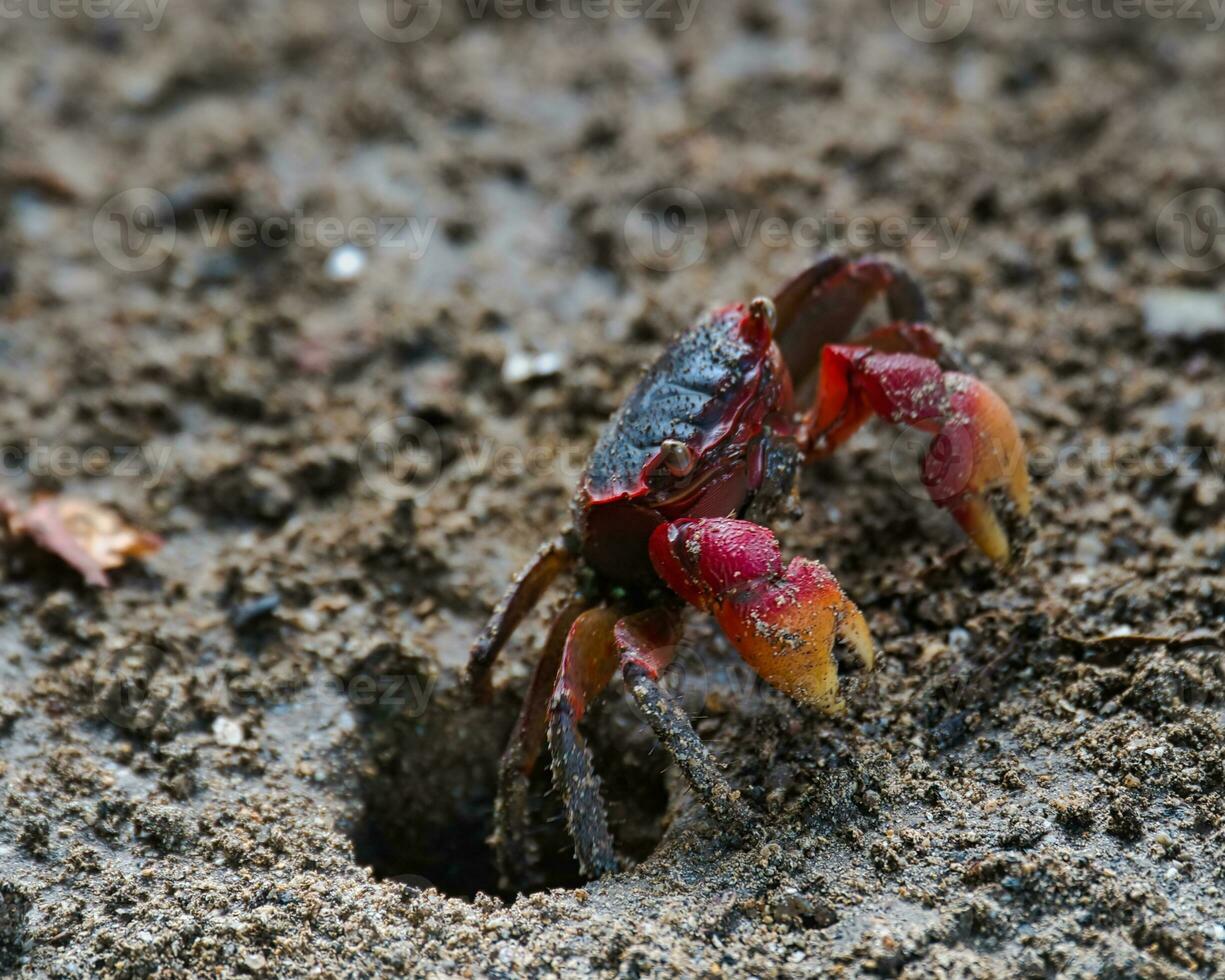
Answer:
top-left (5, 495), bottom-right (163, 587)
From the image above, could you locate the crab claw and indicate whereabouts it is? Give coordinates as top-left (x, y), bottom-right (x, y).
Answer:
top-left (649, 518), bottom-right (874, 713)
top-left (928, 373), bottom-right (1032, 563)
top-left (806, 348), bottom-right (1032, 564)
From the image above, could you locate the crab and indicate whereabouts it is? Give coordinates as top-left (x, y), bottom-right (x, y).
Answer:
top-left (468, 254), bottom-right (1031, 883)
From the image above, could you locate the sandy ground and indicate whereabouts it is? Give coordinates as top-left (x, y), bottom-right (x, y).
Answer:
top-left (1, 0), bottom-right (1223, 976)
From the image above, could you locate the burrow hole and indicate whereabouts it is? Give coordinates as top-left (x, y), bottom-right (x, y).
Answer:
top-left (343, 650), bottom-right (670, 901)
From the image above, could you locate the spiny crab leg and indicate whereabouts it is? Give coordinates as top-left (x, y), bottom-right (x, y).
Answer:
top-left (546, 606), bottom-right (624, 877)
top-left (468, 536), bottom-right (575, 702)
top-left (772, 254), bottom-right (932, 385)
top-left (492, 597), bottom-right (588, 888)
top-left (649, 518), bottom-right (875, 715)
top-left (803, 347), bottom-right (1032, 564)
top-left (615, 610), bottom-right (760, 840)
top-left (545, 604), bottom-right (759, 877)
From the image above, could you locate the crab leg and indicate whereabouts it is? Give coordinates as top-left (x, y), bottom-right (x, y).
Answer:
top-left (649, 518), bottom-right (875, 714)
top-left (546, 606), bottom-right (623, 877)
top-left (773, 254), bottom-right (932, 385)
top-left (548, 603), bottom-right (762, 876)
top-left (802, 346), bottom-right (1031, 563)
top-left (492, 597), bottom-right (588, 888)
top-left (468, 536), bottom-right (575, 702)
top-left (615, 610), bottom-right (760, 839)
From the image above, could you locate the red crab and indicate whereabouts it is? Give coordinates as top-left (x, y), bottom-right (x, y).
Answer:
top-left (469, 255), bottom-right (1031, 882)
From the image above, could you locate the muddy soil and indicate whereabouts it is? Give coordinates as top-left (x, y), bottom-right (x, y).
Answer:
top-left (1, 1), bottom-right (1223, 977)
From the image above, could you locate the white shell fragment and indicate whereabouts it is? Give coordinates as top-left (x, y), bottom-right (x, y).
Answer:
top-left (502, 349), bottom-right (564, 384)
top-left (324, 244), bottom-right (368, 282)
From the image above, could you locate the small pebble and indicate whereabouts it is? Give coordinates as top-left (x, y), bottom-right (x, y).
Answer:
top-left (502, 349), bottom-right (564, 384)
top-left (1057, 213), bottom-right (1096, 265)
top-left (230, 594), bottom-right (281, 629)
top-left (212, 716), bottom-right (245, 747)
top-left (1143, 289), bottom-right (1225, 340)
top-left (324, 244), bottom-right (368, 282)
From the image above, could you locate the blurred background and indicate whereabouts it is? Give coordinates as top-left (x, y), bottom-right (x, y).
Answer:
top-left (0, 1), bottom-right (1222, 976)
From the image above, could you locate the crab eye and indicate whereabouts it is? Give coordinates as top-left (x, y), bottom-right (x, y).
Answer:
top-left (660, 439), bottom-right (696, 477)
top-left (749, 296), bottom-right (778, 334)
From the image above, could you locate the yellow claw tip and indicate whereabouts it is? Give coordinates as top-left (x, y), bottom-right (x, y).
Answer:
top-left (838, 603), bottom-right (877, 673)
top-left (934, 376), bottom-right (1033, 565)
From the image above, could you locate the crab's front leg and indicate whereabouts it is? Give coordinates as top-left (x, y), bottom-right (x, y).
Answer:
top-left (772, 253), bottom-right (936, 382)
top-left (649, 518), bottom-right (875, 714)
top-left (545, 603), bottom-right (759, 878)
top-left (468, 536), bottom-right (575, 702)
top-left (802, 346), bottom-right (1031, 564)
top-left (546, 606), bottom-right (623, 877)
top-left (615, 610), bottom-right (761, 840)
top-left (493, 597), bottom-right (588, 888)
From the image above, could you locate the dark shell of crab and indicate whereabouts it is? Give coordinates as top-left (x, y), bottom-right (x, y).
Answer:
top-left (572, 302), bottom-right (792, 588)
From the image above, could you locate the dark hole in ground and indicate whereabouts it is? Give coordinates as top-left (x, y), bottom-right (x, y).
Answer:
top-left (344, 650), bottom-right (669, 901)
top-left (0, 882), bottom-right (31, 973)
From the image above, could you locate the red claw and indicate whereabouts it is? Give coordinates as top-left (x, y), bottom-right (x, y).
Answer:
top-left (805, 348), bottom-right (1031, 564)
top-left (649, 518), bottom-right (783, 610)
top-left (650, 519), bottom-right (874, 713)
top-left (928, 374), bottom-right (1032, 562)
